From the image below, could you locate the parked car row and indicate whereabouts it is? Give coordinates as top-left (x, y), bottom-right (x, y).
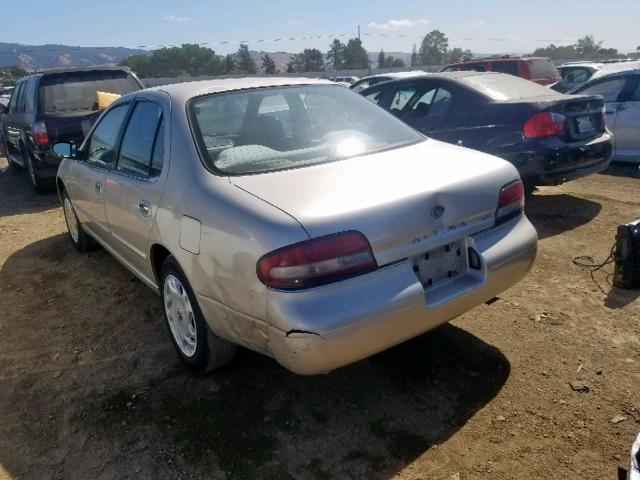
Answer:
top-left (0, 58), bottom-right (633, 377)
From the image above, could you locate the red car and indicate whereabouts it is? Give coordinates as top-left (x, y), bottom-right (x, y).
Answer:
top-left (441, 57), bottom-right (561, 86)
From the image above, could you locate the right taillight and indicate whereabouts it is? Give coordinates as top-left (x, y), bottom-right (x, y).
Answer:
top-left (256, 231), bottom-right (377, 290)
top-left (496, 180), bottom-right (525, 225)
top-left (523, 111), bottom-right (565, 138)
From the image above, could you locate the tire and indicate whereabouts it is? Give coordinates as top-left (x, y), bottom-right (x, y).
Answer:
top-left (23, 147), bottom-right (50, 193)
top-left (62, 189), bottom-right (98, 252)
top-left (160, 256), bottom-right (237, 373)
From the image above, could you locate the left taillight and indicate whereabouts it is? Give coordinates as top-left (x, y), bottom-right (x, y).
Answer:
top-left (523, 111), bottom-right (565, 138)
top-left (496, 180), bottom-right (525, 225)
top-left (32, 121), bottom-right (49, 146)
top-left (257, 231), bottom-right (377, 290)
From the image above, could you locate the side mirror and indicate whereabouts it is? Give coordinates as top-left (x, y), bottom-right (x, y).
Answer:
top-left (51, 142), bottom-right (77, 159)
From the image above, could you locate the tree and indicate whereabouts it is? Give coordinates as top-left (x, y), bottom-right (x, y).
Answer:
top-left (446, 48), bottom-right (472, 64)
top-left (342, 38), bottom-right (369, 69)
top-left (261, 54), bottom-right (277, 74)
top-left (377, 49), bottom-right (386, 69)
top-left (286, 49), bottom-right (325, 73)
top-left (120, 44), bottom-right (224, 78)
top-left (380, 55), bottom-right (405, 68)
top-left (223, 55), bottom-right (237, 74)
top-left (411, 44), bottom-right (419, 66)
top-left (327, 39), bottom-right (345, 70)
top-left (237, 44), bottom-right (257, 74)
top-left (575, 35), bottom-right (603, 57)
top-left (419, 30), bottom-right (449, 65)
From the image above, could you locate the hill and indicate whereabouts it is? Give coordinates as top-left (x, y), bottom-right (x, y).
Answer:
top-left (0, 42), bottom-right (149, 70)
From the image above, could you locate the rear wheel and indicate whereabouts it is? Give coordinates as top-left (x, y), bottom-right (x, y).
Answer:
top-left (160, 256), bottom-right (237, 373)
top-left (62, 189), bottom-right (98, 252)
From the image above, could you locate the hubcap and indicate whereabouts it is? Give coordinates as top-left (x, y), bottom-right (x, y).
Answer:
top-left (163, 275), bottom-right (197, 357)
top-left (63, 197), bottom-right (80, 243)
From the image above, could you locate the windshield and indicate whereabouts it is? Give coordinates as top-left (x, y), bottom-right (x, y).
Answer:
top-left (40, 70), bottom-right (140, 113)
top-left (458, 73), bottom-right (560, 100)
top-left (190, 84), bottom-right (424, 175)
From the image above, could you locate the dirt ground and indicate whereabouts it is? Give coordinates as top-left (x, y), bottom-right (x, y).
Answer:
top-left (0, 155), bottom-right (638, 480)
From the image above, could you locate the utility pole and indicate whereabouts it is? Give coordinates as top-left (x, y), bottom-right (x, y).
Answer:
top-left (357, 24), bottom-right (360, 40)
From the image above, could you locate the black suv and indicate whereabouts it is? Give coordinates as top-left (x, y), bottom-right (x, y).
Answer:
top-left (0, 66), bottom-right (143, 191)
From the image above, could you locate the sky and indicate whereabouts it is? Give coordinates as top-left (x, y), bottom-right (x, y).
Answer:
top-left (1, 0), bottom-right (639, 55)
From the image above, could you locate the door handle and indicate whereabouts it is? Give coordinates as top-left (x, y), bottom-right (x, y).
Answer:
top-left (94, 181), bottom-right (103, 194)
top-left (138, 200), bottom-right (151, 217)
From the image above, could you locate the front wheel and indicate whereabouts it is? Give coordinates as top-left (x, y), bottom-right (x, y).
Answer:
top-left (160, 256), bottom-right (237, 373)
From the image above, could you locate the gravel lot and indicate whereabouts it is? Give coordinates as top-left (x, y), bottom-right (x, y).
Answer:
top-left (0, 156), bottom-right (638, 480)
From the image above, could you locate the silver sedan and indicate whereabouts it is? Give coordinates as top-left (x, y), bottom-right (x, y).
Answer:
top-left (52, 78), bottom-right (537, 375)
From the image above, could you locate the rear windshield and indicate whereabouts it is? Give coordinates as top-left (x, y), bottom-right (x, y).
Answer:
top-left (458, 73), bottom-right (560, 100)
top-left (190, 84), bottom-right (423, 175)
top-left (527, 59), bottom-right (559, 79)
top-left (351, 77), bottom-right (389, 93)
top-left (40, 70), bottom-right (140, 113)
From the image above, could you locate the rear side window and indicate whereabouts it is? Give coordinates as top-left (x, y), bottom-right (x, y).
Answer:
top-left (40, 70), bottom-right (140, 113)
top-left (86, 104), bottom-right (129, 168)
top-left (118, 102), bottom-right (164, 177)
top-left (22, 78), bottom-right (37, 113)
top-left (527, 59), bottom-right (559, 79)
top-left (8, 82), bottom-right (23, 114)
top-left (492, 61), bottom-right (519, 76)
top-left (578, 77), bottom-right (627, 102)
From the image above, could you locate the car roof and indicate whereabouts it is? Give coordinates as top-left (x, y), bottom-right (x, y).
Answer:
top-left (35, 65), bottom-right (135, 76)
top-left (364, 70), bottom-right (497, 84)
top-left (446, 56), bottom-right (549, 66)
top-left (149, 77), bottom-right (332, 102)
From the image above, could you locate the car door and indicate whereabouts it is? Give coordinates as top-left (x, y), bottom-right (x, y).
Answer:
top-left (609, 76), bottom-right (640, 161)
top-left (103, 99), bottom-right (167, 277)
top-left (70, 103), bottom-right (130, 243)
top-left (576, 75), bottom-right (632, 158)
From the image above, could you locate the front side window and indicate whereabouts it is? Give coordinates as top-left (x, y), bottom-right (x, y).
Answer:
top-left (86, 104), bottom-right (129, 168)
top-left (578, 77), bottom-right (627, 102)
top-left (117, 102), bottom-right (163, 177)
top-left (190, 84), bottom-right (423, 175)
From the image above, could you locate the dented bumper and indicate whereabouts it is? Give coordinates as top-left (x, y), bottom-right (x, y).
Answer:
top-left (265, 215), bottom-right (538, 375)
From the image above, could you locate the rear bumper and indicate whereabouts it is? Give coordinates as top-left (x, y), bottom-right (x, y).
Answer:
top-left (265, 215), bottom-right (538, 375)
top-left (32, 148), bottom-right (61, 178)
top-left (503, 132), bottom-right (612, 186)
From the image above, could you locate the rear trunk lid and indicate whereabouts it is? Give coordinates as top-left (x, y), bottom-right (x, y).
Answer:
top-left (231, 140), bottom-right (520, 266)
top-left (548, 94), bottom-right (605, 141)
top-left (507, 93), bottom-right (605, 141)
top-left (44, 110), bottom-right (100, 145)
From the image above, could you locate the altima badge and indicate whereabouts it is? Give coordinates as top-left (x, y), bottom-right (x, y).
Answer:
top-left (431, 205), bottom-right (445, 219)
